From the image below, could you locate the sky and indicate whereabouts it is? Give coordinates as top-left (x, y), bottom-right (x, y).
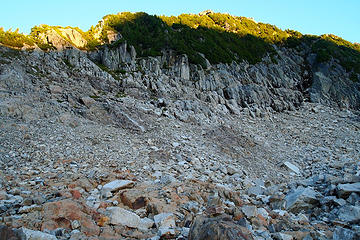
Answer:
top-left (1, 0), bottom-right (359, 43)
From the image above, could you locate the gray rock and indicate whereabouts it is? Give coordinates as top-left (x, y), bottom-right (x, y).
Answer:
top-left (272, 232), bottom-right (294, 240)
top-left (247, 186), bottom-right (264, 196)
top-left (188, 215), bottom-right (254, 240)
top-left (338, 205), bottom-right (360, 223)
top-left (241, 205), bottom-right (258, 218)
top-left (158, 227), bottom-right (175, 238)
top-left (284, 187), bottom-right (321, 213)
top-left (0, 225), bottom-right (26, 240)
top-left (80, 96), bottom-right (96, 108)
top-left (333, 227), bottom-right (359, 240)
top-left (21, 227), bottom-right (57, 240)
top-left (138, 217), bottom-right (154, 230)
top-left (337, 182), bottom-right (360, 198)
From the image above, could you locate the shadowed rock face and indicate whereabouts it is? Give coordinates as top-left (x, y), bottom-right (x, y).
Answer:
top-left (0, 225), bottom-right (25, 240)
top-left (188, 215), bottom-right (254, 240)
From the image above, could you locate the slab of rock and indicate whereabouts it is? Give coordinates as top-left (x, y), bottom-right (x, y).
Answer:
top-left (247, 186), bottom-right (264, 196)
top-left (18, 204), bottom-right (42, 214)
top-left (188, 215), bottom-right (254, 240)
top-left (283, 162), bottom-right (301, 175)
top-left (337, 182), bottom-right (360, 198)
top-left (284, 187), bottom-right (321, 213)
top-left (105, 207), bottom-right (141, 228)
top-left (102, 180), bottom-right (134, 193)
top-left (22, 227), bottom-right (57, 240)
top-left (338, 205), bottom-right (360, 223)
top-left (333, 227), bottom-right (359, 240)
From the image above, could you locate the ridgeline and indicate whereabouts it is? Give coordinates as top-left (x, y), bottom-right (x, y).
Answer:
top-left (1, 11), bottom-right (360, 75)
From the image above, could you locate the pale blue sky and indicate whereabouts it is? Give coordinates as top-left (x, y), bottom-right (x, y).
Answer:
top-left (1, 0), bottom-right (359, 43)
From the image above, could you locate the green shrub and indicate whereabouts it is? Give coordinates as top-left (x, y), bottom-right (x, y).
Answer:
top-left (0, 28), bottom-right (35, 48)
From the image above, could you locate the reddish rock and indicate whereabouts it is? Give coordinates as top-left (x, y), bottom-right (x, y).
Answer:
top-left (70, 189), bottom-right (82, 199)
top-left (99, 226), bottom-right (117, 240)
top-left (97, 216), bottom-right (110, 227)
top-left (205, 206), bottom-right (225, 216)
top-left (119, 189), bottom-right (148, 210)
top-left (98, 201), bottom-right (109, 209)
top-left (284, 231), bottom-right (312, 240)
top-left (42, 199), bottom-right (100, 236)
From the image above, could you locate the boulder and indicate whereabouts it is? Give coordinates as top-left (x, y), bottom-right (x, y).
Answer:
top-left (337, 205), bottom-right (360, 223)
top-left (337, 182), bottom-right (360, 198)
top-left (333, 227), bottom-right (359, 240)
top-left (119, 189), bottom-right (148, 210)
top-left (153, 212), bottom-right (176, 228)
top-left (241, 205), bottom-right (258, 218)
top-left (105, 207), bottom-right (141, 228)
top-left (41, 199), bottom-right (100, 236)
top-left (284, 187), bottom-right (321, 213)
top-left (188, 215), bottom-right (254, 240)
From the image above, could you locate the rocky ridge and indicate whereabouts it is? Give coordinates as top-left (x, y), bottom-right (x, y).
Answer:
top-left (0, 36), bottom-right (359, 240)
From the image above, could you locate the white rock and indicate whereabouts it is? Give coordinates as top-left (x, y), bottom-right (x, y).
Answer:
top-left (102, 180), bottom-right (134, 193)
top-left (22, 227), bottom-right (57, 240)
top-left (106, 207), bottom-right (140, 228)
top-left (283, 162), bottom-right (301, 175)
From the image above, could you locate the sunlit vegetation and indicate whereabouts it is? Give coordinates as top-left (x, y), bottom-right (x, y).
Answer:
top-left (0, 11), bottom-right (359, 74)
top-left (0, 27), bottom-right (35, 48)
top-left (312, 34), bottom-right (360, 73)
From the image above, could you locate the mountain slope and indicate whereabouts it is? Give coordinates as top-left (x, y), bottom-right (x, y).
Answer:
top-left (1, 11), bottom-right (360, 74)
top-left (0, 11), bottom-right (360, 110)
top-left (1, 11), bottom-right (360, 240)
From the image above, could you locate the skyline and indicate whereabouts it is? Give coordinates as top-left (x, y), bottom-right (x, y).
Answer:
top-left (1, 0), bottom-right (359, 43)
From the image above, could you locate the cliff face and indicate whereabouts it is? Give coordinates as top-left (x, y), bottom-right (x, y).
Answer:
top-left (0, 38), bottom-right (359, 128)
top-left (2, 11), bottom-right (360, 116)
